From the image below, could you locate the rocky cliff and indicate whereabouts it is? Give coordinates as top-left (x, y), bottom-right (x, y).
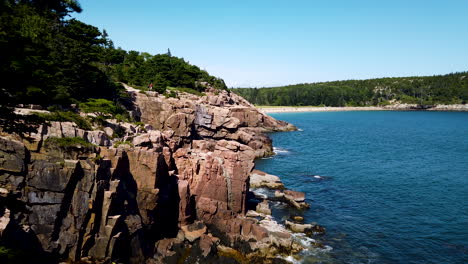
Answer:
top-left (0, 87), bottom-right (299, 263)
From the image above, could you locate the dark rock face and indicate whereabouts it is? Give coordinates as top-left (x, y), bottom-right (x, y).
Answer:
top-left (0, 137), bottom-right (27, 174)
top-left (1, 140), bottom-right (151, 263)
top-left (0, 89), bottom-right (298, 263)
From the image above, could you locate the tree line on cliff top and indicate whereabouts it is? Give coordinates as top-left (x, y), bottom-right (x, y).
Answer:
top-left (0, 0), bottom-right (226, 132)
top-left (232, 72), bottom-right (468, 107)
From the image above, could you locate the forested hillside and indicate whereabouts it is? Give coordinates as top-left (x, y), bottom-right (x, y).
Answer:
top-left (105, 49), bottom-right (227, 93)
top-left (0, 0), bottom-right (226, 132)
top-left (232, 72), bottom-right (468, 106)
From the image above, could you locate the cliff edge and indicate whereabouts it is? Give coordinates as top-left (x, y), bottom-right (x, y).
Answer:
top-left (0, 86), bottom-right (299, 263)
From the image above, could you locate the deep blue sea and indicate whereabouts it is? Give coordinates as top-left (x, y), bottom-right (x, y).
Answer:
top-left (255, 111), bottom-right (468, 264)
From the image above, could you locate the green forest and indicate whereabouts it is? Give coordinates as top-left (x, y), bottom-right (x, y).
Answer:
top-left (0, 0), bottom-right (226, 132)
top-left (232, 72), bottom-right (468, 107)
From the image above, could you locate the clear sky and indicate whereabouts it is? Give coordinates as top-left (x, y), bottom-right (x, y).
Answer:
top-left (73, 0), bottom-right (468, 87)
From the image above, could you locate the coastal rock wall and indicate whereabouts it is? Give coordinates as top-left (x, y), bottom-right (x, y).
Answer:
top-left (1, 137), bottom-right (152, 263)
top-left (0, 88), bottom-right (298, 263)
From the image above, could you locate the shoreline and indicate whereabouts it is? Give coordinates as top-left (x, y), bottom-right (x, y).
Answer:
top-left (259, 106), bottom-right (387, 113)
top-left (258, 104), bottom-right (468, 113)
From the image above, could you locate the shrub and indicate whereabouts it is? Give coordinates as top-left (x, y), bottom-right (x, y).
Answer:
top-left (92, 155), bottom-right (103, 162)
top-left (399, 95), bottom-right (419, 104)
top-left (114, 113), bottom-right (130, 122)
top-left (44, 137), bottom-right (94, 148)
top-left (79, 99), bottom-right (120, 116)
top-left (164, 90), bottom-right (178, 98)
top-left (378, 100), bottom-right (392, 106)
top-left (80, 98), bottom-right (130, 122)
top-left (117, 87), bottom-right (132, 101)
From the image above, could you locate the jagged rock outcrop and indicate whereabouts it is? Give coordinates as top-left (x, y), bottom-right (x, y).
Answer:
top-left (0, 87), bottom-right (299, 263)
top-left (127, 87), bottom-right (295, 158)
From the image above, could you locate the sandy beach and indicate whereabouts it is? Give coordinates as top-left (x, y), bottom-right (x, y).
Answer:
top-left (258, 106), bottom-right (388, 113)
top-left (258, 104), bottom-right (468, 113)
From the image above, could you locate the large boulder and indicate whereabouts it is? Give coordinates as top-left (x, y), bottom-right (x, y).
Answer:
top-left (256, 200), bottom-right (272, 215)
top-left (181, 221), bottom-right (207, 242)
top-left (275, 190), bottom-right (310, 209)
top-left (0, 137), bottom-right (27, 174)
top-left (250, 170), bottom-right (284, 189)
top-left (285, 220), bottom-right (313, 233)
top-left (0, 137), bottom-right (28, 192)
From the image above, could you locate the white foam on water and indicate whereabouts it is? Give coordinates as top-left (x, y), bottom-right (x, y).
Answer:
top-left (321, 245), bottom-right (333, 252)
top-left (313, 175), bottom-right (322, 179)
top-left (280, 255), bottom-right (300, 264)
top-left (297, 128), bottom-right (304, 131)
top-left (273, 147), bottom-right (290, 154)
top-left (292, 233), bottom-right (316, 247)
top-left (251, 188), bottom-right (269, 199)
top-left (291, 232), bottom-right (334, 262)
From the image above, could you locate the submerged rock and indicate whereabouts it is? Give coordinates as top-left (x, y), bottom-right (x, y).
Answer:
top-left (292, 215), bottom-right (304, 222)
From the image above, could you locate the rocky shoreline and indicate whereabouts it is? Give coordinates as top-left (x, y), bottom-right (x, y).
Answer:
top-left (259, 104), bottom-right (468, 113)
top-left (0, 86), bottom-right (316, 263)
top-left (248, 170), bottom-right (328, 258)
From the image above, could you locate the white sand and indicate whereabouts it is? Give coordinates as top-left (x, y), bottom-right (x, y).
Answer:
top-left (259, 104), bottom-right (468, 113)
top-left (259, 106), bottom-right (388, 113)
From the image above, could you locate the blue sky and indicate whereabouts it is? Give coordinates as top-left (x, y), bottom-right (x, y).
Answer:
top-left (74, 0), bottom-right (468, 87)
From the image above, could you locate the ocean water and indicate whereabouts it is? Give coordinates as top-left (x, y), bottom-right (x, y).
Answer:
top-left (255, 111), bottom-right (468, 264)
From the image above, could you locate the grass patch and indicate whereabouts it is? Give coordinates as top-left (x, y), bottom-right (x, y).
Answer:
top-left (34, 111), bottom-right (92, 130)
top-left (114, 140), bottom-right (133, 148)
top-left (168, 87), bottom-right (205, 96)
top-left (44, 137), bottom-right (94, 148)
top-left (129, 84), bottom-right (149, 91)
top-left (164, 90), bottom-right (178, 98)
